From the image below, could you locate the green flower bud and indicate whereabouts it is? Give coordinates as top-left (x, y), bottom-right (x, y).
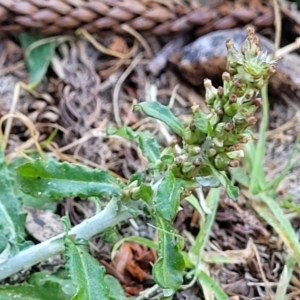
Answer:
top-left (217, 86), bottom-right (224, 97)
top-left (246, 116), bottom-right (257, 125)
top-left (215, 107), bottom-right (224, 116)
top-left (224, 101), bottom-right (238, 117)
top-left (182, 162), bottom-right (194, 173)
top-left (252, 78), bottom-right (266, 90)
top-left (204, 78), bottom-right (218, 105)
top-left (224, 122), bottom-right (233, 131)
top-left (226, 39), bottom-right (242, 74)
top-left (198, 163), bottom-right (213, 177)
top-left (183, 126), bottom-right (206, 145)
top-left (229, 160), bottom-right (240, 168)
top-left (130, 187), bottom-right (141, 201)
top-left (175, 156), bottom-right (183, 165)
top-left (232, 78), bottom-right (247, 97)
top-left (222, 72), bottom-right (231, 82)
top-left (214, 153), bottom-right (231, 171)
top-left (193, 158), bottom-right (202, 166)
top-left (186, 145), bottom-right (201, 156)
top-left (205, 148), bottom-right (217, 158)
top-left (226, 150), bottom-right (244, 159)
top-left (229, 93), bottom-right (238, 104)
top-left (251, 97), bottom-right (262, 107)
top-left (127, 180), bottom-right (138, 189)
top-left (241, 27), bottom-right (259, 57)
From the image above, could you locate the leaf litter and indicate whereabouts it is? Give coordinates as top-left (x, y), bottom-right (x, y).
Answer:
top-left (1, 9), bottom-right (300, 299)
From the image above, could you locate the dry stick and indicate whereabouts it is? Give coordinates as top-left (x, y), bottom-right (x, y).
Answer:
top-left (121, 24), bottom-right (153, 58)
top-left (275, 37), bottom-right (300, 58)
top-left (272, 0), bottom-right (281, 57)
top-left (0, 198), bottom-right (137, 281)
top-left (2, 82), bottom-right (21, 150)
top-left (78, 28), bottom-right (138, 59)
top-left (113, 53), bottom-right (143, 127)
top-left (0, 112), bottom-right (44, 159)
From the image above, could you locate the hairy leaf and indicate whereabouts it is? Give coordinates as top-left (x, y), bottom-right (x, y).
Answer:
top-left (154, 171), bottom-right (184, 221)
top-left (65, 237), bottom-right (110, 300)
top-left (152, 216), bottom-right (185, 292)
top-left (134, 102), bottom-right (184, 136)
top-left (17, 159), bottom-right (122, 199)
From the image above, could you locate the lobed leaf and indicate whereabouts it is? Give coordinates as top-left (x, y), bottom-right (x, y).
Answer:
top-left (17, 159), bottom-right (122, 199)
top-left (134, 102), bottom-right (184, 136)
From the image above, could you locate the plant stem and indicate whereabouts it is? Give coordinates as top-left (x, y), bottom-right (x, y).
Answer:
top-left (0, 199), bottom-right (136, 281)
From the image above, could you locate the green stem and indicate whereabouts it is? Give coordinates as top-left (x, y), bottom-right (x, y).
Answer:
top-left (0, 199), bottom-right (137, 281)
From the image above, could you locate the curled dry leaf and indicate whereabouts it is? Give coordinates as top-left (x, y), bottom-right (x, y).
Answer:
top-left (103, 242), bottom-right (156, 295)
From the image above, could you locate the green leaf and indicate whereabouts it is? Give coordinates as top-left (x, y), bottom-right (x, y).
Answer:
top-left (152, 216), bottom-right (185, 292)
top-left (196, 175), bottom-right (220, 187)
top-left (249, 86), bottom-right (268, 194)
top-left (108, 126), bottom-right (161, 163)
top-left (136, 131), bottom-right (161, 163)
top-left (29, 271), bottom-right (76, 297)
top-left (0, 147), bottom-right (27, 257)
top-left (154, 171), bottom-right (184, 221)
top-left (0, 281), bottom-right (71, 300)
top-left (17, 159), bottom-right (122, 199)
top-left (211, 167), bottom-right (239, 199)
top-left (140, 183), bottom-right (153, 204)
top-left (20, 33), bottom-right (56, 88)
top-left (198, 270), bottom-right (228, 300)
top-left (274, 256), bottom-right (296, 300)
top-left (253, 193), bottom-right (300, 262)
top-left (193, 109), bottom-right (213, 135)
top-left (190, 188), bottom-right (220, 257)
top-left (65, 237), bottom-right (110, 300)
top-left (134, 102), bottom-right (184, 136)
top-left (9, 156), bottom-right (57, 210)
top-left (229, 166), bottom-right (250, 187)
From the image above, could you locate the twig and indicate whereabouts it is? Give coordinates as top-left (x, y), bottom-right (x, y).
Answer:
top-left (272, 0), bottom-right (281, 57)
top-left (0, 199), bottom-right (136, 281)
top-left (113, 53), bottom-right (143, 127)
